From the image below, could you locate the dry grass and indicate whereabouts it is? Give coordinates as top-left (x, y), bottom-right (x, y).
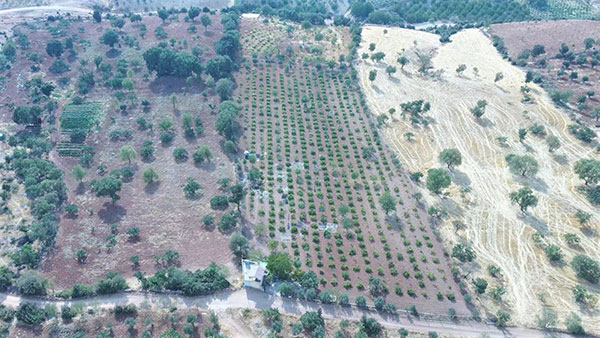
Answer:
top-left (358, 26), bottom-right (600, 332)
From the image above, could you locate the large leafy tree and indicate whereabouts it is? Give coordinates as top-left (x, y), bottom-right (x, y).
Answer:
top-left (143, 47), bottom-right (202, 77)
top-left (91, 176), bottom-right (122, 203)
top-left (267, 252), bottom-right (292, 280)
top-left (509, 186), bottom-right (537, 212)
top-left (99, 29), bottom-right (119, 49)
top-left (229, 233), bottom-right (249, 258)
top-left (215, 101), bottom-right (240, 140)
top-left (214, 30), bottom-right (240, 58)
top-left (12, 106), bottom-right (42, 125)
top-left (205, 55), bottom-right (233, 79)
top-left (505, 154), bottom-right (539, 177)
top-left (439, 148), bottom-right (462, 170)
top-left (426, 168), bottom-right (451, 194)
top-left (379, 192), bottom-right (396, 215)
top-left (574, 158), bottom-right (600, 185)
top-left (45, 39), bottom-right (63, 57)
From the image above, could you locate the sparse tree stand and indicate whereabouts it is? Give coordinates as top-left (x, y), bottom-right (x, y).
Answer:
top-left (509, 186), bottom-right (537, 212)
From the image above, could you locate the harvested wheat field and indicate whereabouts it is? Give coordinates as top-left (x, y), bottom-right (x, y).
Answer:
top-left (358, 26), bottom-right (600, 332)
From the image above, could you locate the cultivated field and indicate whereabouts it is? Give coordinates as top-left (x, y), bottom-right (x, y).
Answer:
top-left (237, 17), bottom-right (469, 316)
top-left (358, 25), bottom-right (600, 332)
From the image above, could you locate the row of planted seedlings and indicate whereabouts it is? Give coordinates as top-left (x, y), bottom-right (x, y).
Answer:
top-left (237, 59), bottom-right (460, 304)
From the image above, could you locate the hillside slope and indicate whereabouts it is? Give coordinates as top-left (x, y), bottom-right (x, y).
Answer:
top-left (358, 26), bottom-right (600, 332)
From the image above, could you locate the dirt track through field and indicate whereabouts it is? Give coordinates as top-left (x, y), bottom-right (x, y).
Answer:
top-left (358, 26), bottom-right (600, 332)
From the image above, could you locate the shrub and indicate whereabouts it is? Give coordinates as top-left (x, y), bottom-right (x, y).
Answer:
top-left (571, 255), bottom-right (600, 284)
top-left (16, 303), bottom-right (45, 326)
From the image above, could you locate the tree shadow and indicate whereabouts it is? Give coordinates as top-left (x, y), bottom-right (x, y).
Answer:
top-left (476, 117), bottom-right (495, 128)
top-left (514, 175), bottom-right (548, 193)
top-left (195, 161), bottom-right (216, 172)
top-left (75, 182), bottom-right (86, 195)
top-left (149, 76), bottom-right (204, 95)
top-left (372, 85), bottom-right (384, 95)
top-left (144, 181), bottom-right (161, 195)
top-left (98, 202), bottom-right (126, 224)
top-left (450, 169), bottom-right (471, 188)
top-left (582, 226), bottom-right (598, 237)
top-left (552, 154), bottom-right (569, 165)
top-left (518, 212), bottom-right (548, 235)
top-left (106, 48), bottom-right (121, 59)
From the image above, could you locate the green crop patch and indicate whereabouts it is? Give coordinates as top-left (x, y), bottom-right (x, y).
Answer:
top-left (58, 102), bottom-right (102, 157)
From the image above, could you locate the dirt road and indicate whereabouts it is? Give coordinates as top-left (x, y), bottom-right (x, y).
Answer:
top-left (0, 289), bottom-right (557, 337)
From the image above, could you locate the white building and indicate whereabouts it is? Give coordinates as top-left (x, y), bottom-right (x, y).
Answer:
top-left (242, 259), bottom-right (268, 290)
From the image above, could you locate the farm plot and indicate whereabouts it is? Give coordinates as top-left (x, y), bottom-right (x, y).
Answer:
top-left (57, 102), bottom-right (103, 156)
top-left (236, 18), bottom-right (468, 315)
top-left (357, 25), bottom-right (600, 332)
top-left (0, 12), bottom-right (237, 287)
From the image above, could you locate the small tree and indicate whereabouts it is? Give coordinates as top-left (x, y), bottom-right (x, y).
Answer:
top-left (571, 254), bottom-right (600, 283)
top-left (120, 145), bottom-right (137, 164)
top-left (157, 9), bottom-right (169, 23)
top-left (545, 135), bottom-right (560, 152)
top-left (46, 39), bottom-right (64, 57)
top-left (565, 312), bottom-right (584, 335)
top-left (200, 14), bottom-right (212, 32)
top-left (93, 10), bottom-right (102, 23)
top-left (72, 165), bottom-right (88, 182)
top-left (470, 100), bottom-right (487, 119)
top-left (229, 233), bottom-right (249, 258)
top-left (368, 70), bottom-right (377, 82)
top-left (494, 72), bottom-right (504, 82)
top-left (496, 310), bottom-right (510, 327)
top-left (518, 128), bottom-right (527, 142)
top-left (184, 178), bottom-right (201, 198)
top-left (188, 7), bottom-right (200, 21)
top-left (509, 186), bottom-right (537, 212)
top-left (385, 65), bottom-right (396, 77)
top-left (142, 168), bottom-right (158, 185)
top-left (544, 245), bottom-right (563, 262)
top-left (215, 78), bottom-right (234, 100)
top-left (438, 148), bottom-right (462, 170)
top-left (455, 64), bottom-right (466, 75)
top-left (472, 278), bottom-right (487, 294)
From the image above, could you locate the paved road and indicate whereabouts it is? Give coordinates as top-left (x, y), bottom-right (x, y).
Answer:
top-left (0, 289), bottom-right (562, 337)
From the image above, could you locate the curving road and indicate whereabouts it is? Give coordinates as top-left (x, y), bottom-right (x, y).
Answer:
top-left (0, 288), bottom-right (560, 337)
